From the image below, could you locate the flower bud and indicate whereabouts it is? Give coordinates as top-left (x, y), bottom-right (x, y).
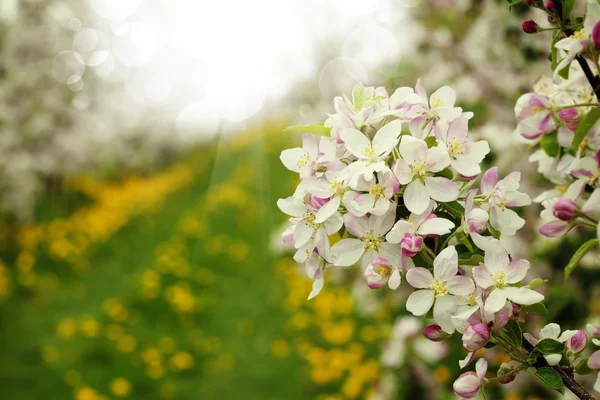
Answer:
top-left (462, 323), bottom-right (491, 352)
top-left (364, 258), bottom-right (401, 290)
top-left (522, 20), bottom-right (539, 34)
top-left (400, 234), bottom-right (423, 257)
top-left (593, 21), bottom-right (600, 49)
top-left (309, 194), bottom-right (329, 209)
top-left (559, 108), bottom-right (580, 130)
top-left (552, 198), bottom-right (579, 221)
top-left (423, 324), bottom-right (449, 342)
top-left (497, 362), bottom-right (519, 384)
top-left (545, 0), bottom-right (555, 12)
top-left (453, 359), bottom-right (487, 399)
top-left (539, 220), bottom-right (569, 237)
top-left (566, 330), bottom-right (588, 353)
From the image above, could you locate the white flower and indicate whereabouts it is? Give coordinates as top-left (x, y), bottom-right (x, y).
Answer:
top-left (405, 246), bottom-right (475, 333)
top-left (524, 323), bottom-right (578, 366)
top-left (393, 135), bottom-right (459, 214)
top-left (330, 209), bottom-right (400, 269)
top-left (277, 196), bottom-right (343, 263)
top-left (386, 200), bottom-right (455, 257)
top-left (364, 256), bottom-right (404, 290)
top-left (554, 29), bottom-right (589, 78)
top-left (343, 168), bottom-right (399, 217)
top-left (570, 150), bottom-right (600, 186)
top-left (473, 241), bottom-right (543, 313)
top-left (340, 119), bottom-right (403, 184)
top-left (305, 252), bottom-right (326, 300)
top-left (435, 114), bottom-right (490, 178)
top-left (480, 167), bottom-right (531, 236)
top-left (462, 190), bottom-right (493, 250)
top-left (280, 134), bottom-right (337, 179)
top-left (453, 358), bottom-right (487, 399)
top-left (404, 79), bottom-right (463, 122)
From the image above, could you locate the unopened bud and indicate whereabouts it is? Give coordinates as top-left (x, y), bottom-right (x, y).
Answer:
top-left (463, 323), bottom-right (491, 352)
top-left (593, 21), bottom-right (600, 49)
top-left (552, 198), bottom-right (579, 221)
top-left (522, 20), bottom-right (539, 34)
top-left (566, 330), bottom-right (588, 353)
top-left (497, 362), bottom-right (519, 384)
top-left (545, 0), bottom-right (555, 12)
top-left (400, 234), bottom-right (422, 257)
top-left (423, 324), bottom-right (449, 342)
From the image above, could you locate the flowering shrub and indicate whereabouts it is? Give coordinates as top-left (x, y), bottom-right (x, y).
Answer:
top-left (277, 1), bottom-right (600, 398)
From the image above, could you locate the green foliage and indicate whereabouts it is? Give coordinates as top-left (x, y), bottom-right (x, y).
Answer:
top-left (565, 238), bottom-right (600, 281)
top-left (535, 367), bottom-right (565, 393)
top-left (425, 136), bottom-right (438, 148)
top-left (550, 31), bottom-right (560, 71)
top-left (533, 338), bottom-right (565, 355)
top-left (562, 0), bottom-right (576, 17)
top-left (352, 83), bottom-right (374, 111)
top-left (520, 302), bottom-right (549, 315)
top-left (575, 357), bottom-right (594, 375)
top-left (569, 108), bottom-right (600, 153)
top-left (503, 319), bottom-right (523, 349)
top-left (437, 168), bottom-right (454, 180)
top-left (283, 123), bottom-right (331, 136)
top-left (458, 252), bottom-right (484, 266)
top-left (541, 132), bottom-right (560, 157)
top-left (505, 0), bottom-right (523, 11)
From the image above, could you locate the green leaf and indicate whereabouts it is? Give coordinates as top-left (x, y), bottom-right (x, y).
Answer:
top-left (557, 62), bottom-right (571, 80)
top-left (535, 367), bottom-right (565, 393)
top-left (506, 0), bottom-right (521, 10)
top-left (528, 350), bottom-right (541, 365)
top-left (458, 236), bottom-right (474, 253)
top-left (526, 278), bottom-right (546, 290)
top-left (283, 123), bottom-right (331, 137)
top-left (565, 238), bottom-right (600, 281)
top-left (437, 168), bottom-right (454, 180)
top-left (503, 319), bottom-right (523, 349)
top-left (488, 224), bottom-right (501, 240)
top-left (458, 252), bottom-right (484, 266)
top-left (352, 84), bottom-right (373, 111)
top-left (441, 201), bottom-right (465, 219)
top-left (541, 132), bottom-right (560, 157)
top-left (551, 31), bottom-right (560, 71)
top-left (569, 108), bottom-right (600, 153)
top-left (520, 303), bottom-right (548, 316)
top-left (534, 338), bottom-right (565, 355)
top-left (563, 0), bottom-right (576, 17)
top-left (575, 357), bottom-right (594, 375)
top-left (424, 136), bottom-right (438, 148)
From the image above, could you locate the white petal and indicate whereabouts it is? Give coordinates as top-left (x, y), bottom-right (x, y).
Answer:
top-left (503, 287), bottom-right (544, 306)
top-left (404, 180), bottom-right (430, 214)
top-left (386, 220), bottom-right (415, 243)
top-left (388, 268), bottom-right (402, 290)
top-left (483, 242), bottom-right (509, 273)
top-left (373, 120), bottom-right (402, 155)
top-left (340, 128), bottom-right (371, 159)
top-left (343, 213), bottom-right (369, 236)
top-left (544, 353), bottom-right (562, 366)
top-left (417, 217), bottom-right (455, 236)
top-left (557, 330), bottom-right (578, 343)
top-left (426, 146), bottom-right (450, 172)
top-left (472, 266), bottom-right (494, 289)
top-left (406, 267), bottom-right (434, 288)
top-left (490, 207), bottom-right (525, 236)
top-left (433, 295), bottom-right (458, 333)
top-left (484, 289), bottom-right (508, 314)
top-left (280, 147), bottom-right (304, 172)
top-left (540, 323), bottom-right (561, 340)
top-left (330, 238), bottom-right (364, 266)
top-left (433, 245), bottom-right (458, 281)
top-left (277, 197), bottom-right (305, 217)
top-left (430, 86), bottom-right (456, 108)
top-left (506, 259), bottom-right (530, 284)
top-left (425, 177), bottom-right (459, 202)
top-left (406, 290), bottom-right (435, 316)
top-left (399, 135), bottom-right (428, 163)
top-left (583, 189), bottom-right (600, 216)
top-left (307, 273), bottom-right (324, 300)
top-left (392, 159), bottom-right (414, 185)
top-left (315, 196), bottom-right (341, 224)
top-left (447, 275), bottom-right (474, 296)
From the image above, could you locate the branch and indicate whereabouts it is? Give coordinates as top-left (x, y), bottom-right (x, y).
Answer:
top-left (522, 339), bottom-right (595, 400)
top-left (576, 56), bottom-right (600, 103)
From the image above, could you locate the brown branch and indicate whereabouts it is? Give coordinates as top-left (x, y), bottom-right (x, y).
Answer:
top-left (576, 56), bottom-right (600, 103)
top-left (522, 339), bottom-right (595, 400)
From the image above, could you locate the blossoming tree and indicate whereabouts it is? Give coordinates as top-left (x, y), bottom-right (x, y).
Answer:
top-left (278, 0), bottom-right (600, 398)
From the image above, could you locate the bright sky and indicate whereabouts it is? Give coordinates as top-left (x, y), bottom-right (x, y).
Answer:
top-left (52, 0), bottom-right (417, 139)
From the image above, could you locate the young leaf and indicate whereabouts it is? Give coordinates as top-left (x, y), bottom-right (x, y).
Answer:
top-left (563, 0), bottom-right (576, 18)
top-left (503, 319), bottom-right (523, 349)
top-left (458, 252), bottom-right (484, 266)
top-left (550, 31), bottom-right (561, 71)
top-left (557, 62), bottom-right (571, 80)
top-left (441, 201), bottom-right (465, 219)
top-left (424, 136), bottom-right (438, 148)
top-left (565, 238), bottom-right (600, 281)
top-left (575, 357), bottom-right (594, 375)
top-left (534, 338), bottom-right (565, 355)
top-left (506, 0), bottom-right (522, 10)
top-left (569, 108), bottom-right (600, 153)
top-left (283, 123), bottom-right (331, 137)
top-left (520, 303), bottom-right (549, 316)
top-left (535, 367), bottom-right (565, 393)
top-left (437, 168), bottom-right (454, 180)
top-left (541, 131), bottom-right (560, 157)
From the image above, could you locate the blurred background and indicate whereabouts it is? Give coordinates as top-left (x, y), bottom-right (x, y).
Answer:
top-left (1, 0), bottom-right (599, 399)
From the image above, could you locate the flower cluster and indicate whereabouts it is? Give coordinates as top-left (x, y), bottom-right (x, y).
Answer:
top-left (278, 81), bottom-right (544, 398)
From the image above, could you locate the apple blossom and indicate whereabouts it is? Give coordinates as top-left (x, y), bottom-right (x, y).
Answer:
top-left (393, 135), bottom-right (459, 214)
top-left (453, 358), bottom-right (487, 399)
top-left (364, 256), bottom-right (402, 290)
top-left (462, 323), bottom-right (490, 352)
top-left (524, 323), bottom-right (578, 366)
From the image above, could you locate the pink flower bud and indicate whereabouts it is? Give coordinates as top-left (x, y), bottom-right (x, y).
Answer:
top-left (539, 220), bottom-right (569, 237)
top-left (566, 330), bottom-right (588, 353)
top-left (545, 0), bottom-right (555, 12)
top-left (552, 198), bottom-right (579, 221)
top-left (593, 21), bottom-right (600, 49)
top-left (309, 194), bottom-right (329, 209)
top-left (423, 324), bottom-right (449, 342)
top-left (400, 234), bottom-right (422, 257)
top-left (522, 20), bottom-right (539, 34)
top-left (453, 359), bottom-right (487, 399)
top-left (559, 108), bottom-right (580, 130)
top-left (364, 258), bottom-right (400, 290)
top-left (462, 323), bottom-right (491, 352)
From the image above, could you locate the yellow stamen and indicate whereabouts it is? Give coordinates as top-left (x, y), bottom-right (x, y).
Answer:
top-left (571, 29), bottom-right (586, 40)
top-left (493, 270), bottom-right (507, 289)
top-left (409, 160), bottom-right (428, 180)
top-left (362, 230), bottom-right (382, 251)
top-left (429, 278), bottom-right (449, 298)
top-left (369, 184), bottom-right (385, 198)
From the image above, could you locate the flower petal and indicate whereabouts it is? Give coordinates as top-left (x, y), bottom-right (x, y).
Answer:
top-left (425, 177), bottom-right (459, 202)
top-left (386, 220), bottom-right (415, 243)
top-left (502, 287), bottom-right (544, 306)
top-left (404, 180), bottom-right (430, 214)
top-left (406, 289), bottom-right (435, 316)
top-left (399, 135), bottom-right (428, 163)
top-left (392, 159), bottom-right (414, 184)
top-left (484, 289), bottom-right (508, 314)
top-left (406, 267), bottom-right (434, 288)
top-left (330, 238), bottom-right (364, 266)
top-left (340, 128), bottom-right (371, 159)
top-left (506, 259), bottom-right (530, 284)
top-left (447, 275), bottom-right (475, 296)
top-left (373, 120), bottom-right (402, 155)
top-left (473, 266), bottom-right (494, 289)
top-left (417, 217), bottom-right (455, 236)
top-left (480, 167), bottom-right (498, 195)
top-left (433, 245), bottom-right (458, 281)
top-left (426, 146), bottom-right (450, 172)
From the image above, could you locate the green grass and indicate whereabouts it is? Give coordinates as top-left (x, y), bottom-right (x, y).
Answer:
top-left (0, 126), bottom-right (310, 400)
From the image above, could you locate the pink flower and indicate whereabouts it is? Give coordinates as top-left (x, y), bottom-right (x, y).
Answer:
top-left (364, 257), bottom-right (402, 290)
top-left (453, 358), bottom-right (487, 399)
top-left (566, 330), bottom-right (588, 353)
top-left (423, 324), bottom-right (449, 342)
top-left (552, 198), bottom-right (579, 221)
top-left (522, 20), bottom-right (539, 34)
top-left (462, 323), bottom-right (491, 352)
